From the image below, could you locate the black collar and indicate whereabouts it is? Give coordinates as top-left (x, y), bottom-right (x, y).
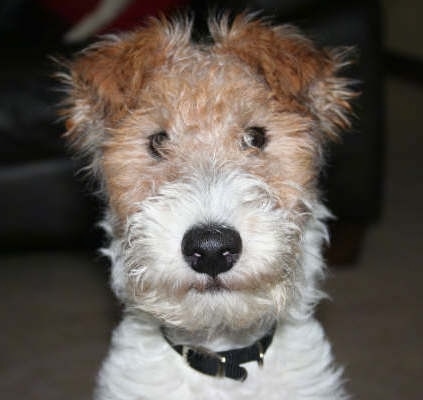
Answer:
top-left (163, 325), bottom-right (276, 381)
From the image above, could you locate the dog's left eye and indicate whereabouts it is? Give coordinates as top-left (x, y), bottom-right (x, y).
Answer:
top-left (148, 131), bottom-right (169, 160)
top-left (242, 126), bottom-right (267, 150)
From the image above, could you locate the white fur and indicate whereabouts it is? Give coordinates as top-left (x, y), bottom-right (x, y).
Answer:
top-left (95, 316), bottom-right (346, 400)
top-left (96, 163), bottom-right (347, 399)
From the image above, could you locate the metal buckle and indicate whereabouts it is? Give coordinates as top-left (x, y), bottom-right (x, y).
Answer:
top-left (256, 341), bottom-right (264, 367)
top-left (216, 354), bottom-right (226, 377)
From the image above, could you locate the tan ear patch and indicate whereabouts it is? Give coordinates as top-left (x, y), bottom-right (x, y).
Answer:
top-left (69, 21), bottom-right (170, 121)
top-left (62, 16), bottom-right (193, 151)
top-left (211, 14), bottom-right (357, 140)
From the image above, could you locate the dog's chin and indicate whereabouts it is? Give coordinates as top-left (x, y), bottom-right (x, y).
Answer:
top-left (190, 276), bottom-right (229, 293)
top-left (127, 276), bottom-right (282, 332)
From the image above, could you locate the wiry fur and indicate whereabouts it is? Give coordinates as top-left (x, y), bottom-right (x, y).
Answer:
top-left (62, 13), bottom-right (355, 400)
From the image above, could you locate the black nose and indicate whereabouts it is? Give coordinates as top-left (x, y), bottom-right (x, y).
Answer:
top-left (181, 224), bottom-right (242, 277)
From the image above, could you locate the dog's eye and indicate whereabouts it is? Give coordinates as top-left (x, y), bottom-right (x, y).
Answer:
top-left (148, 131), bottom-right (169, 160)
top-left (242, 126), bottom-right (267, 150)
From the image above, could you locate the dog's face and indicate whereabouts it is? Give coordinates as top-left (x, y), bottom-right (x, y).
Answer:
top-left (63, 15), bottom-right (354, 333)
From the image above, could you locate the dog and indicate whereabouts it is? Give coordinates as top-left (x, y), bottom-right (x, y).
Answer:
top-left (62, 13), bottom-right (355, 400)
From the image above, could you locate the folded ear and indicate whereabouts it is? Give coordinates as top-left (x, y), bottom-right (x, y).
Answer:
top-left (211, 15), bottom-right (357, 141)
top-left (60, 16), bottom-right (192, 156)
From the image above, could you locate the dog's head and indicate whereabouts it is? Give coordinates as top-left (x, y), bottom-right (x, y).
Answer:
top-left (63, 14), bottom-right (355, 333)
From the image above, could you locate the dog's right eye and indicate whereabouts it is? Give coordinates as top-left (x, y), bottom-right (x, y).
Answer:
top-left (242, 126), bottom-right (267, 150)
top-left (148, 131), bottom-right (169, 160)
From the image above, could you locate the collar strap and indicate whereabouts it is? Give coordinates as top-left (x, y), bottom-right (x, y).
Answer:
top-left (163, 325), bottom-right (276, 381)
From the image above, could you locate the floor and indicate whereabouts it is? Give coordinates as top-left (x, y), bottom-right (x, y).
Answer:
top-left (1, 2), bottom-right (422, 399)
top-left (321, 78), bottom-right (423, 399)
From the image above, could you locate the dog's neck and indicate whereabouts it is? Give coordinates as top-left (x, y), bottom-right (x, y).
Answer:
top-left (160, 319), bottom-right (277, 352)
top-left (162, 323), bottom-right (277, 381)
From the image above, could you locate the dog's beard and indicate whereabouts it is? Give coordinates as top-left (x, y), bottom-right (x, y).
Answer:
top-left (103, 166), bottom-right (322, 332)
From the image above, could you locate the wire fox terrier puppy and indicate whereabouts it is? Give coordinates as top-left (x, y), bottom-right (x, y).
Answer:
top-left (62, 13), bottom-right (355, 400)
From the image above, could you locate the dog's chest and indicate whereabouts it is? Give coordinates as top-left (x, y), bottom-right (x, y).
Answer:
top-left (95, 318), bottom-right (344, 400)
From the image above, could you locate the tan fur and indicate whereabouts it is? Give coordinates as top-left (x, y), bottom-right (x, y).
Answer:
top-left (63, 14), bottom-right (355, 232)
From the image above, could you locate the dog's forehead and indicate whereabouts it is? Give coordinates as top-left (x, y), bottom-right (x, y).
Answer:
top-left (130, 48), bottom-right (276, 135)
top-left (146, 48), bottom-right (268, 102)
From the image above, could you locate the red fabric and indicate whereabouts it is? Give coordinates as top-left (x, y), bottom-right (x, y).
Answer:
top-left (38, 0), bottom-right (188, 32)
top-left (39, 0), bottom-right (102, 24)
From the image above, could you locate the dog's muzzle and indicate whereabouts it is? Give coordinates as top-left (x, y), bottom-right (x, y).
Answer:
top-left (181, 224), bottom-right (242, 278)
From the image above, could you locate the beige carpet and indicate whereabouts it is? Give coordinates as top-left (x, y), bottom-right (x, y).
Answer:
top-left (321, 78), bottom-right (423, 399)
